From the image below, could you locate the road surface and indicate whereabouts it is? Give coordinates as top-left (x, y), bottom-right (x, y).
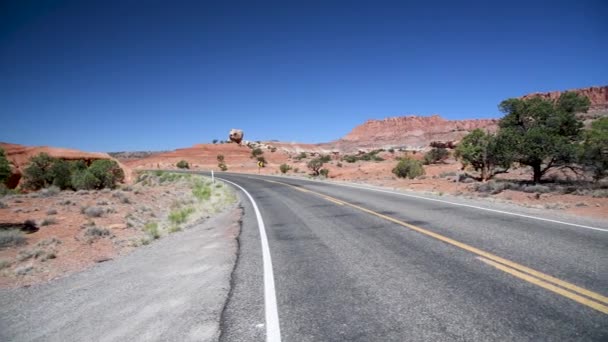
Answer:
top-left (217, 173), bottom-right (608, 341)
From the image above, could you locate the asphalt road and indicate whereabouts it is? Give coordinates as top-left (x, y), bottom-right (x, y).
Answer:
top-left (217, 173), bottom-right (608, 342)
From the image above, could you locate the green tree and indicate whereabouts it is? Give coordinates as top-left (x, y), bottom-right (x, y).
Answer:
top-left (0, 148), bottom-right (11, 185)
top-left (176, 160), bottom-right (189, 169)
top-left (454, 129), bottom-right (513, 181)
top-left (71, 169), bottom-right (99, 190)
top-left (498, 92), bottom-right (589, 183)
top-left (580, 117), bottom-right (608, 181)
top-left (89, 159), bottom-right (125, 189)
top-left (23, 153), bottom-right (57, 190)
top-left (392, 158), bottom-right (425, 179)
top-left (307, 158), bottom-right (324, 176)
top-left (49, 159), bottom-right (73, 190)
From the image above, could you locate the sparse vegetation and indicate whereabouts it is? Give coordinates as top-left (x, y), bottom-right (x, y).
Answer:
top-left (176, 160), bottom-right (190, 169)
top-left (307, 158), bottom-right (324, 176)
top-left (319, 168), bottom-right (330, 177)
top-left (580, 117), bottom-right (608, 181)
top-left (83, 206), bottom-right (104, 218)
top-left (41, 217), bottom-right (57, 226)
top-left (169, 207), bottom-right (195, 225)
top-left (295, 152), bottom-right (307, 160)
top-left (319, 155), bottom-right (332, 163)
top-left (392, 158), bottom-right (425, 179)
top-left (455, 129), bottom-right (513, 181)
top-left (251, 148), bottom-right (264, 158)
top-left (144, 222), bottom-right (160, 239)
top-left (423, 148), bottom-right (450, 165)
top-left (0, 147), bottom-right (10, 186)
top-left (0, 230), bottom-right (26, 248)
top-left (279, 164), bottom-right (292, 174)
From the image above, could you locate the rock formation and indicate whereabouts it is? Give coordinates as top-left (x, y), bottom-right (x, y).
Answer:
top-left (0, 142), bottom-right (131, 188)
top-left (521, 85), bottom-right (608, 112)
top-left (229, 129), bottom-right (244, 144)
top-left (332, 115), bottom-right (498, 152)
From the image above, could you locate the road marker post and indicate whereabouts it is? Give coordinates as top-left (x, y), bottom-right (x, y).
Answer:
top-left (211, 170), bottom-right (214, 183)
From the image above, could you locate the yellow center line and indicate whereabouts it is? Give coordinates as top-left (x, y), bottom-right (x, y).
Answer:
top-left (261, 178), bottom-right (608, 313)
top-left (478, 257), bottom-right (608, 314)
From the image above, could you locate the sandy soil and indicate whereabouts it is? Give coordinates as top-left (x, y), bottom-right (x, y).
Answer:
top-left (0, 173), bottom-right (236, 288)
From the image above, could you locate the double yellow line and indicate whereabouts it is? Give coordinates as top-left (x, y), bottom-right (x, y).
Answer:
top-left (264, 179), bottom-right (608, 314)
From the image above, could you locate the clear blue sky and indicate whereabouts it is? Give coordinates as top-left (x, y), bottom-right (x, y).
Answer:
top-left (1, 0), bottom-right (607, 152)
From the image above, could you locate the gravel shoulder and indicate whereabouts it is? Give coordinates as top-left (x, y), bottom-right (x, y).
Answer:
top-left (0, 204), bottom-right (242, 342)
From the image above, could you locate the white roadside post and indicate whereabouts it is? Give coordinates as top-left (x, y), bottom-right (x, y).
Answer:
top-left (211, 170), bottom-right (214, 183)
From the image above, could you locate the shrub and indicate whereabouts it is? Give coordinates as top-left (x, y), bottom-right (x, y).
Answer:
top-left (343, 155), bottom-right (357, 163)
top-left (319, 155), bottom-right (332, 163)
top-left (0, 230), bottom-right (26, 248)
top-left (71, 170), bottom-right (100, 190)
top-left (144, 222), bottom-right (160, 239)
top-left (336, 162), bottom-right (343, 167)
top-left (257, 156), bottom-right (267, 165)
top-left (279, 164), bottom-right (292, 174)
top-left (83, 206), bottom-right (104, 217)
top-left (270, 147), bottom-right (277, 153)
top-left (251, 148), bottom-right (264, 158)
top-left (176, 160), bottom-right (190, 169)
top-left (169, 207), bottom-right (195, 225)
top-left (307, 158), bottom-right (324, 176)
top-left (89, 159), bottom-right (125, 188)
top-left (388, 148), bottom-right (395, 153)
top-left (423, 148), bottom-right (450, 165)
top-left (295, 152), bottom-right (307, 160)
top-left (84, 226), bottom-right (110, 237)
top-left (216, 154), bottom-right (225, 163)
top-left (319, 169), bottom-right (330, 177)
top-left (218, 163), bottom-right (228, 171)
top-left (392, 158), bottom-right (425, 179)
top-left (39, 185), bottom-right (61, 197)
top-left (212, 139), bottom-right (218, 144)
top-left (49, 159), bottom-right (73, 189)
top-left (0, 147), bottom-right (11, 185)
top-left (41, 217), bottom-right (57, 226)
top-left (192, 181), bottom-right (212, 201)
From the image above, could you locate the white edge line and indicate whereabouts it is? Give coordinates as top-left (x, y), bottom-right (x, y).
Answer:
top-left (230, 173), bottom-right (608, 233)
top-left (219, 178), bottom-right (282, 342)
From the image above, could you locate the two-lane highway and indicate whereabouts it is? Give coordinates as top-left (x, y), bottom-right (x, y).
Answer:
top-left (216, 173), bottom-right (608, 341)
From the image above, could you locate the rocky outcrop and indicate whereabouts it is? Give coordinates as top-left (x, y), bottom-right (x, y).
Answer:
top-left (521, 85), bottom-right (608, 112)
top-left (0, 143), bottom-right (131, 188)
top-left (333, 115), bottom-right (498, 151)
top-left (229, 129), bottom-right (244, 144)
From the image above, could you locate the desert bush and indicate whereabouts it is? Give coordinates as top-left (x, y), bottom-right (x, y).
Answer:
top-left (169, 207), bottom-right (195, 225)
top-left (39, 185), bottom-right (61, 197)
top-left (216, 154), bottom-right (225, 163)
top-left (89, 159), bottom-right (125, 188)
top-left (388, 148), bottom-right (395, 153)
top-left (192, 181), bottom-right (212, 201)
top-left (439, 171), bottom-right (457, 178)
top-left (521, 185), bottom-right (551, 193)
top-left (295, 152), bottom-right (307, 160)
top-left (392, 158), bottom-right (425, 179)
top-left (0, 230), bottom-right (26, 248)
top-left (279, 164), bottom-right (292, 174)
top-left (319, 155), bottom-right (332, 163)
top-left (84, 226), bottom-right (110, 237)
top-left (592, 189), bottom-right (608, 198)
top-left (15, 265), bottom-right (33, 276)
top-left (319, 168), bottom-right (330, 177)
top-left (144, 222), bottom-right (160, 239)
top-left (176, 160), bottom-right (189, 169)
top-left (218, 162), bottom-right (228, 171)
top-left (307, 158), bottom-right (324, 176)
top-left (251, 148), bottom-right (264, 158)
top-left (0, 201), bottom-right (6, 209)
top-left (83, 206), bottom-right (104, 217)
top-left (342, 155), bottom-right (357, 163)
top-left (336, 162), bottom-right (343, 167)
top-left (270, 147), bottom-right (277, 152)
top-left (71, 170), bottom-right (100, 190)
top-left (424, 148), bottom-right (450, 165)
top-left (41, 217), bottom-right (57, 226)
top-left (0, 259), bottom-right (10, 270)
top-left (257, 156), bottom-right (267, 165)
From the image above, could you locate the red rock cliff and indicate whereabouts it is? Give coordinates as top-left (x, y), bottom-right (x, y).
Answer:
top-left (336, 115), bottom-right (498, 151)
top-left (521, 85), bottom-right (608, 111)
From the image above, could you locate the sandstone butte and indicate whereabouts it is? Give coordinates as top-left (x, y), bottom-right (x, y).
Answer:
top-left (0, 142), bottom-right (132, 189)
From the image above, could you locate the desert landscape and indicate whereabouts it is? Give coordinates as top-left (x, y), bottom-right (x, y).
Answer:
top-left (1, 85), bottom-right (607, 288)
